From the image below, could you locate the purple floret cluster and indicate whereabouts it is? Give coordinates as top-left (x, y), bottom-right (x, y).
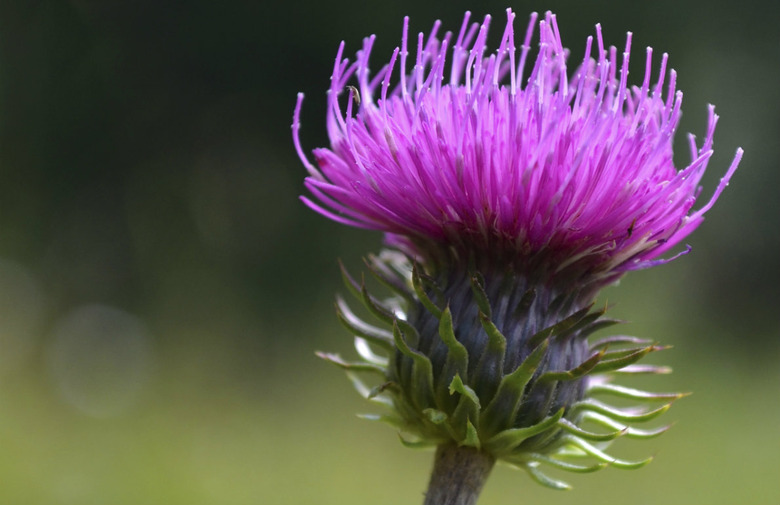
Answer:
top-left (294, 9), bottom-right (741, 283)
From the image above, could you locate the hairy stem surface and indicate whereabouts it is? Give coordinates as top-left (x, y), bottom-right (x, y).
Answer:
top-left (423, 444), bottom-right (496, 505)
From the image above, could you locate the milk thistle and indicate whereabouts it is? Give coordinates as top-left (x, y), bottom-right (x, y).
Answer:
top-left (294, 9), bottom-right (742, 504)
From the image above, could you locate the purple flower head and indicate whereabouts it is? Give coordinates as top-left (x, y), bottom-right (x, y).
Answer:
top-left (294, 9), bottom-right (741, 287)
top-left (299, 11), bottom-right (744, 491)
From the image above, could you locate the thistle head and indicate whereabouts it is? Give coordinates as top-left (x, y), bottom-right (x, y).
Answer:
top-left (297, 9), bottom-right (740, 490)
top-left (295, 9), bottom-right (741, 292)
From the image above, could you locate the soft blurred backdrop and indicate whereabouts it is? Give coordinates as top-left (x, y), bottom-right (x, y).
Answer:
top-left (0, 0), bottom-right (777, 504)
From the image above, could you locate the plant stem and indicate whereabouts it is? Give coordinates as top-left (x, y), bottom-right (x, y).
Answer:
top-left (423, 444), bottom-right (496, 505)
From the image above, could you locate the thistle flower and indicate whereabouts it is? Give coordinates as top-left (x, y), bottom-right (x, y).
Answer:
top-left (294, 9), bottom-right (741, 503)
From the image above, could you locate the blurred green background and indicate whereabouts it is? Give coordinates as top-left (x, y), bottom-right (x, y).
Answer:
top-left (0, 0), bottom-right (777, 504)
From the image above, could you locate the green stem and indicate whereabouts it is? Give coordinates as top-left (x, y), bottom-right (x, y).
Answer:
top-left (423, 444), bottom-right (496, 505)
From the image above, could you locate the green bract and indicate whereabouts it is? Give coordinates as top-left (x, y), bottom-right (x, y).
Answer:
top-left (320, 251), bottom-right (683, 489)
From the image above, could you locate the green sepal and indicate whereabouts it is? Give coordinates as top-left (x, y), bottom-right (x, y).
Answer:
top-left (590, 345), bottom-right (666, 374)
top-left (438, 306), bottom-right (469, 369)
top-left (511, 288), bottom-right (536, 320)
top-left (472, 313), bottom-right (508, 402)
top-left (412, 263), bottom-right (443, 320)
top-left (552, 445), bottom-right (588, 458)
top-left (480, 339), bottom-right (549, 434)
top-left (559, 305), bottom-right (607, 337)
top-left (531, 453), bottom-right (609, 473)
top-left (570, 399), bottom-right (672, 423)
top-left (528, 305), bottom-right (593, 347)
top-left (364, 254), bottom-right (415, 304)
top-left (589, 335), bottom-right (652, 351)
top-left (354, 337), bottom-right (389, 367)
top-left (348, 267), bottom-right (420, 342)
top-left (448, 374), bottom-right (481, 441)
top-left (393, 321), bottom-right (435, 410)
top-left (581, 411), bottom-right (672, 439)
top-left (523, 462), bottom-right (572, 490)
top-left (449, 373), bottom-right (481, 408)
top-left (557, 417), bottom-right (625, 442)
top-left (537, 349), bottom-right (605, 382)
top-left (610, 365), bottom-right (672, 375)
top-left (478, 312), bottom-right (507, 353)
top-left (462, 419), bottom-right (481, 449)
top-left (588, 383), bottom-right (689, 402)
top-left (366, 381), bottom-right (396, 399)
top-left (359, 280), bottom-right (396, 324)
top-left (338, 259), bottom-right (364, 302)
top-left (346, 372), bottom-right (393, 407)
top-left (434, 306), bottom-right (470, 407)
top-left (335, 297), bottom-right (394, 351)
top-left (598, 345), bottom-right (666, 360)
top-left (315, 351), bottom-right (386, 375)
top-left (562, 435), bottom-right (654, 469)
top-left (612, 364), bottom-right (673, 375)
top-left (357, 279), bottom-right (422, 346)
top-left (413, 264), bottom-right (445, 300)
top-left (578, 318), bottom-right (624, 339)
top-left (484, 407), bottom-right (564, 454)
top-left (470, 274), bottom-right (492, 319)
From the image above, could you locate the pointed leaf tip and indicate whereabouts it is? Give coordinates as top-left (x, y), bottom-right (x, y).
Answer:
top-left (539, 348), bottom-right (604, 382)
top-left (335, 297), bottom-right (394, 350)
top-left (338, 259), bottom-right (362, 300)
top-left (532, 454), bottom-right (609, 473)
top-left (589, 383), bottom-right (689, 402)
top-left (449, 374), bottom-right (481, 408)
top-left (479, 312), bottom-right (508, 352)
top-left (463, 420), bottom-right (481, 449)
top-left (470, 274), bottom-right (492, 318)
top-left (412, 262), bottom-right (443, 319)
top-left (564, 436), bottom-right (655, 469)
top-left (571, 399), bottom-right (672, 423)
top-left (557, 417), bottom-right (626, 442)
top-left (360, 279), bottom-right (396, 324)
top-left (364, 254), bottom-right (414, 303)
top-left (524, 463), bottom-right (573, 490)
top-left (315, 351), bottom-right (386, 375)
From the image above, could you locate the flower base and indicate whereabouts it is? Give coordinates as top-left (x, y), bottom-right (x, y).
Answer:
top-left (319, 251), bottom-right (681, 491)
